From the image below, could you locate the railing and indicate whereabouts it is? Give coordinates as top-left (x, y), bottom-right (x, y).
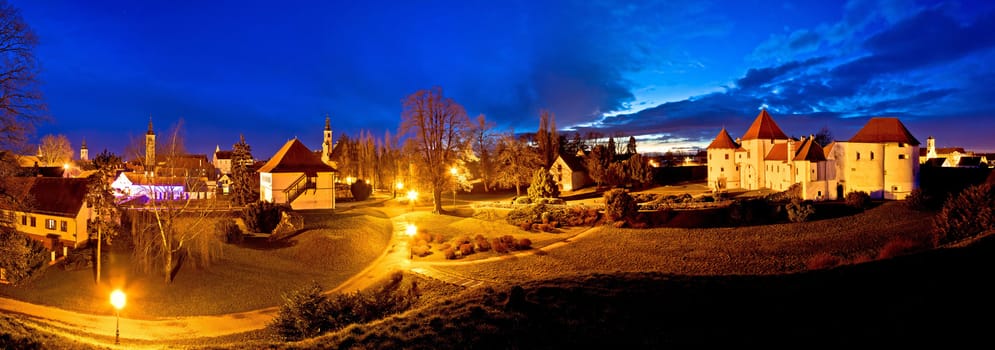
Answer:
top-left (284, 174), bottom-right (317, 204)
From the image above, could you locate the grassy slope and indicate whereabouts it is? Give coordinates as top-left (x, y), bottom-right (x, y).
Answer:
top-left (276, 233), bottom-right (995, 349)
top-left (0, 208), bottom-right (393, 317)
top-left (447, 201), bottom-right (932, 282)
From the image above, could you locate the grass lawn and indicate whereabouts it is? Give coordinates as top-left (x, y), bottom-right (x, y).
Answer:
top-left (400, 211), bottom-right (589, 262)
top-left (443, 201), bottom-right (935, 282)
top-left (0, 208), bottom-right (393, 318)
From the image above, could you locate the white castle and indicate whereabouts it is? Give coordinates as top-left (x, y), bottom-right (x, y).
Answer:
top-left (707, 110), bottom-right (920, 200)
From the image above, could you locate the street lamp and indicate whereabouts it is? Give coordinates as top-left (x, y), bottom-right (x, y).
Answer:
top-left (406, 190), bottom-right (418, 212)
top-left (450, 167), bottom-right (457, 207)
top-left (110, 289), bottom-right (126, 345)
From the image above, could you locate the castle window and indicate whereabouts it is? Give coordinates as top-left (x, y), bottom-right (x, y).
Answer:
top-left (724, 154), bottom-right (729, 160)
top-left (892, 185), bottom-right (899, 191)
top-left (736, 166), bottom-right (740, 171)
top-left (720, 167), bottom-right (725, 172)
top-left (898, 154), bottom-right (906, 159)
top-left (856, 152), bottom-right (861, 160)
top-left (709, 154), bottom-right (712, 160)
top-left (871, 152), bottom-right (875, 160)
top-left (898, 143), bottom-right (905, 148)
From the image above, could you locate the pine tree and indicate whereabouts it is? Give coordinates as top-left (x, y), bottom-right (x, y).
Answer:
top-left (230, 135), bottom-right (257, 206)
top-left (527, 168), bottom-right (560, 200)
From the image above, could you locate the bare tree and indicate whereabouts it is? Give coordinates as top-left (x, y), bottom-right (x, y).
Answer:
top-left (0, 2), bottom-right (46, 151)
top-left (128, 121), bottom-right (222, 283)
top-left (493, 132), bottom-right (542, 197)
top-left (535, 109), bottom-right (559, 168)
top-left (470, 114), bottom-right (497, 192)
top-left (399, 87), bottom-right (472, 213)
top-left (38, 134), bottom-right (71, 166)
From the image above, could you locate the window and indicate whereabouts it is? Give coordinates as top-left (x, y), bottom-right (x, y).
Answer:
top-left (871, 152), bottom-right (875, 160)
top-left (709, 154), bottom-right (712, 160)
top-left (720, 167), bottom-right (724, 172)
top-left (724, 154), bottom-right (729, 160)
top-left (46, 219), bottom-right (56, 230)
top-left (30, 217), bottom-right (36, 227)
top-left (21, 215), bottom-right (26, 225)
top-left (856, 152), bottom-right (861, 160)
top-left (899, 143), bottom-right (905, 148)
top-left (61, 221), bottom-right (68, 232)
top-left (899, 154), bottom-right (906, 159)
top-left (736, 166), bottom-right (740, 171)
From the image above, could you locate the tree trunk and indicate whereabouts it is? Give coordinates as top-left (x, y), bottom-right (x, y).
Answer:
top-left (164, 250), bottom-right (173, 284)
top-left (433, 189), bottom-right (443, 214)
top-left (515, 184), bottom-right (521, 197)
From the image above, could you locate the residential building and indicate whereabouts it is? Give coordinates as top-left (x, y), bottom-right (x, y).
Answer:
top-left (550, 151), bottom-right (590, 192)
top-left (258, 138), bottom-right (339, 210)
top-left (2, 177), bottom-right (91, 250)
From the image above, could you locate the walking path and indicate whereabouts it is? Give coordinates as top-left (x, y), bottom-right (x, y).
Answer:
top-left (0, 202), bottom-right (598, 347)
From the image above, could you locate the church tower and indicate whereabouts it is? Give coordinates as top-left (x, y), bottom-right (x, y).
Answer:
top-left (146, 116), bottom-right (156, 174)
top-left (321, 114), bottom-right (333, 164)
top-left (926, 136), bottom-right (937, 159)
top-left (80, 138), bottom-right (88, 162)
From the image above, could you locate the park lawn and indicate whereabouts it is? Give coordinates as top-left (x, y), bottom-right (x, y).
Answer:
top-left (0, 208), bottom-right (393, 318)
top-left (443, 201), bottom-right (935, 282)
top-left (401, 211), bottom-right (588, 263)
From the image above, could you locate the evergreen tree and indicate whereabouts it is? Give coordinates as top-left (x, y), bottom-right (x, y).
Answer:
top-left (527, 168), bottom-right (560, 200)
top-left (626, 136), bottom-right (637, 155)
top-left (230, 135), bottom-right (258, 206)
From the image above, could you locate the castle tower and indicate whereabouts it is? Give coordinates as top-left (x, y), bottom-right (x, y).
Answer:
top-left (321, 114), bottom-right (333, 163)
top-left (80, 138), bottom-right (88, 162)
top-left (706, 128), bottom-right (741, 191)
top-left (146, 116), bottom-right (156, 174)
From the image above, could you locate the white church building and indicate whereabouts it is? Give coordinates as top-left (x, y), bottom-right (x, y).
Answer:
top-left (707, 110), bottom-right (920, 200)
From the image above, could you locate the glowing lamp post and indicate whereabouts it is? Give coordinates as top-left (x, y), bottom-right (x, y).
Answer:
top-left (406, 190), bottom-right (418, 212)
top-left (450, 167), bottom-right (458, 207)
top-left (110, 289), bottom-right (126, 345)
top-left (394, 182), bottom-right (403, 198)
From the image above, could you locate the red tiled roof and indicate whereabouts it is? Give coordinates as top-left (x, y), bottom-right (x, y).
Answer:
top-left (848, 117), bottom-right (920, 145)
top-left (765, 143), bottom-right (788, 161)
top-left (706, 128), bottom-right (739, 149)
top-left (741, 109), bottom-right (789, 140)
top-left (257, 138), bottom-right (337, 173)
top-left (823, 142), bottom-right (836, 158)
top-left (4, 178), bottom-right (89, 217)
top-left (793, 137), bottom-right (827, 162)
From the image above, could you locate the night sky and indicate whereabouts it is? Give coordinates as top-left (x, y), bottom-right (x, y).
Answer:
top-left (12, 0), bottom-right (995, 159)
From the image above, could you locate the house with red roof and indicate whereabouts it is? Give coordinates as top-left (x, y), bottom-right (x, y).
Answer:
top-left (707, 110), bottom-right (920, 200)
top-left (258, 138), bottom-right (339, 210)
top-left (2, 177), bottom-right (92, 251)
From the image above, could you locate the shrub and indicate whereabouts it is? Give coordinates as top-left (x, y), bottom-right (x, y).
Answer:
top-left (805, 253), bottom-right (841, 270)
top-left (876, 237), bottom-right (931, 260)
top-left (513, 196), bottom-right (532, 205)
top-left (350, 180), bottom-right (372, 201)
top-left (562, 205), bottom-right (600, 226)
top-left (0, 230), bottom-right (49, 285)
top-left (269, 281), bottom-right (332, 341)
top-left (845, 191), bottom-right (871, 210)
top-left (932, 183), bottom-right (995, 246)
top-left (241, 201), bottom-right (285, 233)
top-left (506, 203), bottom-right (542, 226)
top-left (458, 243), bottom-right (475, 256)
top-left (443, 247), bottom-right (457, 260)
top-left (492, 239), bottom-right (508, 253)
top-left (785, 199), bottom-right (815, 223)
top-left (728, 198), bottom-right (775, 226)
top-left (604, 189), bottom-right (637, 224)
top-left (516, 238), bottom-right (532, 250)
top-left (519, 222), bottom-right (533, 231)
top-left (410, 245), bottom-right (431, 257)
top-left (475, 237), bottom-right (491, 252)
top-left (905, 188), bottom-right (943, 211)
top-left (766, 183), bottom-right (801, 203)
top-left (215, 218), bottom-right (243, 244)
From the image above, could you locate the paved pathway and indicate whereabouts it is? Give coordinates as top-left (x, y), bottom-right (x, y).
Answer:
top-left (0, 203), bottom-right (598, 347)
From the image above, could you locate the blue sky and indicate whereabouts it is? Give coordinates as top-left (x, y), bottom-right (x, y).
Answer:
top-left (13, 0), bottom-right (995, 158)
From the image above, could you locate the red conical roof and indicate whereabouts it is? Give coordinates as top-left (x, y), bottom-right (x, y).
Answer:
top-left (707, 128), bottom-right (739, 149)
top-left (741, 109), bottom-right (789, 140)
top-left (848, 117), bottom-right (920, 145)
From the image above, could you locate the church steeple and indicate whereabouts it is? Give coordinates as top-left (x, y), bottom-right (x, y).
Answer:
top-left (322, 114), bottom-right (334, 164)
top-left (145, 115), bottom-right (156, 174)
top-left (80, 138), bottom-right (89, 162)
